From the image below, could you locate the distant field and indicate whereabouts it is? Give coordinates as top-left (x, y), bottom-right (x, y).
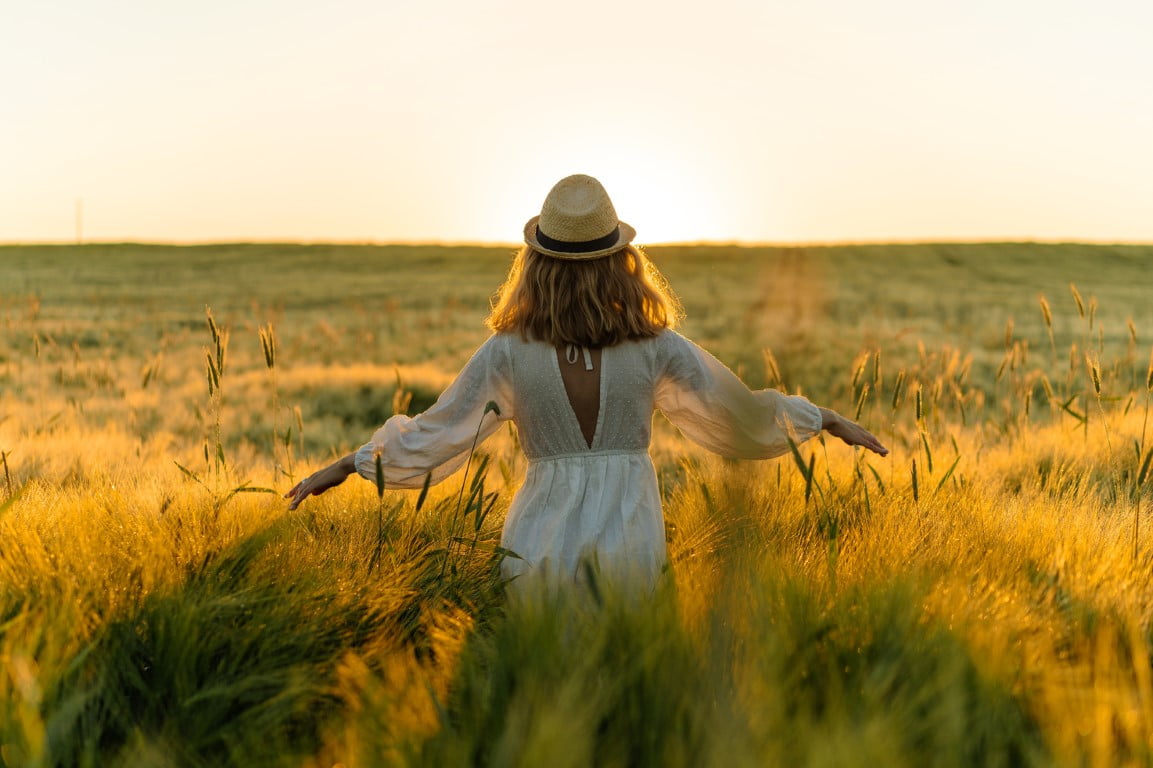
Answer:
top-left (3, 242), bottom-right (1150, 448)
top-left (2, 242), bottom-right (1153, 766)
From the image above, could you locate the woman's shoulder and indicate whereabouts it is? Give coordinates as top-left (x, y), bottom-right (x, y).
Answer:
top-left (464, 332), bottom-right (517, 366)
top-left (642, 330), bottom-right (722, 380)
top-left (645, 328), bottom-right (694, 356)
top-left (491, 330), bottom-right (542, 353)
top-left (610, 329), bottom-right (692, 372)
top-left (488, 331), bottom-right (554, 368)
top-left (618, 328), bottom-right (683, 347)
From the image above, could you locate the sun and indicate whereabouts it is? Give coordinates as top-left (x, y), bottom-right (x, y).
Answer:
top-left (593, 169), bottom-right (725, 245)
top-left (483, 140), bottom-right (736, 246)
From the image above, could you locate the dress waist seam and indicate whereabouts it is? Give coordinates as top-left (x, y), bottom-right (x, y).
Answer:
top-left (526, 448), bottom-right (649, 464)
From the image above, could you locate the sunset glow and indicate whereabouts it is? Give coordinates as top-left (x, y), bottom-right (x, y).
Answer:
top-left (2, 0), bottom-right (1152, 244)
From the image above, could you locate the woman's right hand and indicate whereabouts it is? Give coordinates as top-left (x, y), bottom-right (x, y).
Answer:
top-left (819, 408), bottom-right (889, 456)
top-left (285, 453), bottom-right (357, 510)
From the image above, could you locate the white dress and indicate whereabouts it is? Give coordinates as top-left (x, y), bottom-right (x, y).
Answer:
top-left (353, 330), bottom-right (823, 589)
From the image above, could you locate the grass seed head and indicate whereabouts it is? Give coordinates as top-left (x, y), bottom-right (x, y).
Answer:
top-left (1139, 448), bottom-right (1153, 487)
top-left (1070, 283), bottom-right (1084, 319)
top-left (1039, 295), bottom-right (1053, 330)
top-left (205, 352), bottom-right (219, 396)
top-left (259, 324), bottom-right (276, 370)
top-left (762, 348), bottom-right (781, 387)
top-left (1, 450), bottom-right (11, 495)
top-left (215, 328), bottom-right (229, 376)
top-left (891, 370), bottom-right (906, 412)
top-left (854, 383), bottom-right (870, 421)
top-left (911, 458), bottom-right (919, 502)
top-left (392, 387), bottom-right (413, 416)
top-left (851, 351), bottom-right (869, 391)
top-left (206, 306), bottom-right (220, 347)
top-left (1085, 354), bottom-right (1101, 396)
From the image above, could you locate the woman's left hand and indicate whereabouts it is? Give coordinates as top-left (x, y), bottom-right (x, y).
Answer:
top-left (819, 408), bottom-right (889, 456)
top-left (285, 453), bottom-right (357, 510)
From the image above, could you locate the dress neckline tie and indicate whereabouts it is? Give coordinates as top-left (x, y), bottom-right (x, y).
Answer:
top-left (565, 344), bottom-right (594, 371)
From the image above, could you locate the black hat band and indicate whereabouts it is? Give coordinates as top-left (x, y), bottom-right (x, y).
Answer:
top-left (536, 225), bottom-right (621, 254)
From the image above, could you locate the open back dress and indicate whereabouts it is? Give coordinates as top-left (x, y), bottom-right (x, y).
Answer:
top-left (353, 330), bottom-right (823, 590)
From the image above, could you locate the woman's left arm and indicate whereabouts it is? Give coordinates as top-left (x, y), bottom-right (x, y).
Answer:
top-left (655, 331), bottom-right (888, 459)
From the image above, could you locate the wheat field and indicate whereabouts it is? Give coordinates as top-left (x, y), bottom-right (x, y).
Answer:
top-left (2, 242), bottom-right (1153, 766)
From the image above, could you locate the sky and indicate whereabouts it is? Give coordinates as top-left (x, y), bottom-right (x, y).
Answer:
top-left (2, 0), bottom-right (1152, 244)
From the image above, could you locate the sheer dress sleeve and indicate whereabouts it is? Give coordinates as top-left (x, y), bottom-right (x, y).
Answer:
top-left (353, 334), bottom-right (514, 489)
top-left (654, 331), bottom-right (822, 459)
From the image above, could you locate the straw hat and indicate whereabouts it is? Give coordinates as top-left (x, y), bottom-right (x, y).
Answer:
top-left (524, 174), bottom-right (636, 260)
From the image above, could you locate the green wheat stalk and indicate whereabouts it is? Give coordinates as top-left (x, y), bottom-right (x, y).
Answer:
top-left (369, 451), bottom-right (386, 573)
top-left (442, 400), bottom-right (502, 578)
top-left (259, 322), bottom-right (282, 480)
top-left (203, 306), bottom-right (232, 489)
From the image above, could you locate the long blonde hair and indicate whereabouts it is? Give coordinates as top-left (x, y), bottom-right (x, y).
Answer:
top-left (487, 245), bottom-right (682, 347)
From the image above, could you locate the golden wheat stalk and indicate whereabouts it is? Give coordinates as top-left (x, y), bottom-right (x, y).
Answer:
top-left (259, 323), bottom-right (277, 370)
top-left (1070, 283), bottom-right (1085, 319)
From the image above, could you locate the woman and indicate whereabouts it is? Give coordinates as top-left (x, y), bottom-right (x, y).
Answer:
top-left (286, 174), bottom-right (887, 590)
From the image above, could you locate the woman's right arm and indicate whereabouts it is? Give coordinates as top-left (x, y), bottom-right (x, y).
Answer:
top-left (285, 335), bottom-right (515, 509)
top-left (351, 334), bottom-right (514, 489)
